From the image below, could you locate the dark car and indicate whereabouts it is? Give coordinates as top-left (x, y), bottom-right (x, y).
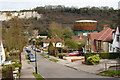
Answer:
top-left (28, 53), bottom-right (34, 60)
top-left (26, 50), bottom-right (31, 53)
top-left (66, 51), bottom-right (84, 57)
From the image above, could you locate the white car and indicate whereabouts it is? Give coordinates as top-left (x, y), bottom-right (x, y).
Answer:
top-left (2, 61), bottom-right (15, 65)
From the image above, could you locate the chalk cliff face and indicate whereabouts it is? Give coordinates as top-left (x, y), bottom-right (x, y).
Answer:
top-left (0, 11), bottom-right (41, 21)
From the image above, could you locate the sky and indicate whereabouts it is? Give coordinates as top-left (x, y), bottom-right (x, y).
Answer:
top-left (0, 0), bottom-right (120, 11)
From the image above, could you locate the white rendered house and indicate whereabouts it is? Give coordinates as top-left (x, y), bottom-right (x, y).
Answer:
top-left (112, 27), bottom-right (120, 52)
top-left (0, 41), bottom-right (6, 65)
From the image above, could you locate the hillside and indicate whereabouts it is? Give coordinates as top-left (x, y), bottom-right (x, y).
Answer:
top-left (34, 5), bottom-right (118, 31)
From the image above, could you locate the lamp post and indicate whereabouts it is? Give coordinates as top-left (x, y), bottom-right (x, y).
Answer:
top-left (33, 39), bottom-right (38, 74)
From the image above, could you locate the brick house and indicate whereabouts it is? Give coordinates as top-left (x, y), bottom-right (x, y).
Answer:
top-left (85, 27), bottom-right (115, 53)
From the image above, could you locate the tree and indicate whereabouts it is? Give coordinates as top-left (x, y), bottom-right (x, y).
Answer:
top-left (2, 17), bottom-right (27, 52)
top-left (63, 27), bottom-right (74, 39)
top-left (48, 41), bottom-right (55, 56)
top-left (65, 38), bottom-right (78, 50)
top-left (48, 22), bottom-right (64, 39)
top-left (48, 22), bottom-right (64, 56)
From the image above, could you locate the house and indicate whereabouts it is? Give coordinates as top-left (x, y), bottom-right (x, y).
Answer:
top-left (0, 41), bottom-right (6, 65)
top-left (42, 38), bottom-right (64, 48)
top-left (85, 27), bottom-right (115, 53)
top-left (112, 26), bottom-right (120, 52)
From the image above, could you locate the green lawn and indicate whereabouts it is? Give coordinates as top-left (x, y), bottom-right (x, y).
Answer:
top-left (49, 58), bottom-right (59, 62)
top-left (98, 70), bottom-right (120, 77)
top-left (40, 54), bottom-right (46, 57)
top-left (32, 72), bottom-right (45, 80)
top-left (27, 61), bottom-right (30, 64)
top-left (44, 55), bottom-right (49, 58)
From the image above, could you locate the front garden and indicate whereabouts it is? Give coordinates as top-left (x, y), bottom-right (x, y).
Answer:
top-left (84, 52), bottom-right (120, 77)
top-left (2, 61), bottom-right (22, 79)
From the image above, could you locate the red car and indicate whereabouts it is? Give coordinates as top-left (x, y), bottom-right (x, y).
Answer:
top-left (66, 51), bottom-right (83, 57)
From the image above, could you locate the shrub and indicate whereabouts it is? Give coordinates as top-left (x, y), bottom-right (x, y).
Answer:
top-left (85, 52), bottom-right (119, 60)
top-left (87, 54), bottom-right (100, 65)
top-left (58, 53), bottom-right (66, 59)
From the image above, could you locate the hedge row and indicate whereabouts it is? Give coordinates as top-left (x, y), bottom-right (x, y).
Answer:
top-left (85, 53), bottom-right (120, 59)
top-left (6, 56), bottom-right (20, 60)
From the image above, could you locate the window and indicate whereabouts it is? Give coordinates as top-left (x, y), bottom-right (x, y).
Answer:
top-left (0, 47), bottom-right (2, 52)
top-left (117, 36), bottom-right (119, 42)
top-left (98, 41), bottom-right (101, 50)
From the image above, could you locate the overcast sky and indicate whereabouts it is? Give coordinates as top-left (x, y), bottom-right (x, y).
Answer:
top-left (0, 0), bottom-right (120, 11)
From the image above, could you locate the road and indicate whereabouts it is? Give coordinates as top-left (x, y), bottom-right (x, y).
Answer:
top-left (26, 46), bottom-right (118, 79)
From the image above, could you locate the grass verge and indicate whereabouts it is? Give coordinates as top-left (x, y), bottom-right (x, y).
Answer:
top-left (44, 55), bottom-right (49, 58)
top-left (27, 61), bottom-right (30, 64)
top-left (25, 55), bottom-right (28, 59)
top-left (40, 54), bottom-right (45, 57)
top-left (98, 70), bottom-right (120, 77)
top-left (49, 58), bottom-right (59, 62)
top-left (32, 72), bottom-right (45, 80)
top-left (41, 54), bottom-right (50, 58)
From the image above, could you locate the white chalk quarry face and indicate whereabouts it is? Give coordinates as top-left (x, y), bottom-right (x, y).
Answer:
top-left (0, 11), bottom-right (41, 21)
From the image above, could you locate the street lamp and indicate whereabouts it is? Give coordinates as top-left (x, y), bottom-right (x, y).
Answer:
top-left (33, 39), bottom-right (38, 74)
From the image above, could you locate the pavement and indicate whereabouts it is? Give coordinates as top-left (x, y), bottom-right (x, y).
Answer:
top-left (20, 51), bottom-right (35, 78)
top-left (49, 55), bottom-right (119, 74)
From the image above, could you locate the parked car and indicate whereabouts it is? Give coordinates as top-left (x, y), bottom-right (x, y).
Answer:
top-left (29, 56), bottom-right (36, 62)
top-left (26, 50), bottom-right (31, 53)
top-left (2, 61), bottom-right (15, 65)
top-left (28, 53), bottom-right (34, 59)
top-left (34, 48), bottom-right (41, 52)
top-left (66, 51), bottom-right (84, 57)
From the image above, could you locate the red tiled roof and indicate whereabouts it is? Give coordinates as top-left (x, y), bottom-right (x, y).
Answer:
top-left (97, 27), bottom-right (115, 41)
top-left (89, 27), bottom-right (115, 52)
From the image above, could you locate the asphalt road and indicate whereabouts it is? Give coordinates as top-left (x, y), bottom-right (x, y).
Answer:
top-left (28, 47), bottom-right (118, 80)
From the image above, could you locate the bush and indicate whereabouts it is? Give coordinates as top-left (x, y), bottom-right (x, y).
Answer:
top-left (85, 53), bottom-right (120, 60)
top-left (86, 54), bottom-right (100, 65)
top-left (2, 61), bottom-right (22, 71)
top-left (58, 53), bottom-right (66, 59)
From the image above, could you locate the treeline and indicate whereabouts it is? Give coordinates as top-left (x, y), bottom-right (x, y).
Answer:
top-left (34, 5), bottom-right (118, 31)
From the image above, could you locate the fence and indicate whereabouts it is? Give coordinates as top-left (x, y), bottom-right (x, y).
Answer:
top-left (105, 63), bottom-right (120, 71)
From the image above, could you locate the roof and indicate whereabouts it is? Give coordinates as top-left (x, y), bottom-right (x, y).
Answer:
top-left (88, 27), bottom-right (115, 52)
top-left (97, 27), bottom-right (115, 41)
top-left (75, 20), bottom-right (97, 23)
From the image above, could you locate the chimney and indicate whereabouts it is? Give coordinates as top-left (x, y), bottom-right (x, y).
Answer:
top-left (103, 24), bottom-right (109, 29)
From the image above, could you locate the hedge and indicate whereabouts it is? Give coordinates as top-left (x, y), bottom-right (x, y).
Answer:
top-left (85, 53), bottom-right (120, 60)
